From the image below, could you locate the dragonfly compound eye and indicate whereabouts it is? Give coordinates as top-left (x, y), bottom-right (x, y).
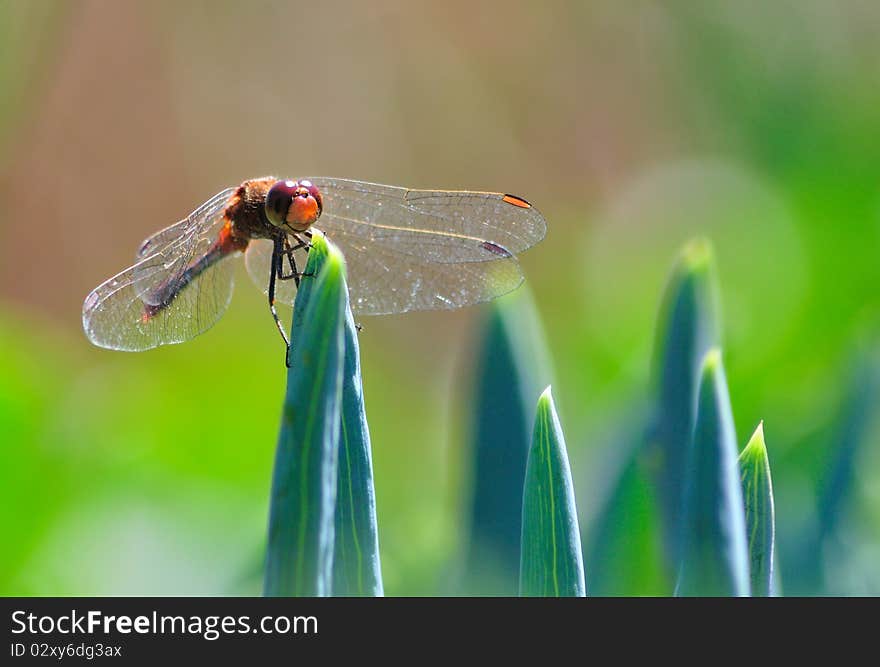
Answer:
top-left (299, 180), bottom-right (323, 217)
top-left (265, 180), bottom-right (297, 228)
top-left (265, 179), bottom-right (322, 232)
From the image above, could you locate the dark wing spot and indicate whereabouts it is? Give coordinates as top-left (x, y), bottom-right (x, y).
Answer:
top-left (481, 240), bottom-right (514, 258)
top-left (502, 194), bottom-right (532, 209)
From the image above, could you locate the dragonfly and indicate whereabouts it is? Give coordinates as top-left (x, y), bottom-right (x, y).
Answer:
top-left (82, 177), bottom-right (547, 365)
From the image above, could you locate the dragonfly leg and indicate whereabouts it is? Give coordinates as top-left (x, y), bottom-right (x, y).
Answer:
top-left (278, 234), bottom-right (315, 284)
top-left (277, 243), bottom-right (301, 287)
top-left (268, 236), bottom-right (292, 367)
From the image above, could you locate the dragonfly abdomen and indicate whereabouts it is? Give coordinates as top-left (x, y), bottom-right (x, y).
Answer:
top-left (141, 222), bottom-right (247, 323)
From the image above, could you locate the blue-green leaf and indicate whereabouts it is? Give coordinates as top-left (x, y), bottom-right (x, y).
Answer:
top-left (332, 293), bottom-right (383, 596)
top-left (264, 232), bottom-right (346, 597)
top-left (463, 288), bottom-right (553, 594)
top-left (520, 387), bottom-right (585, 597)
top-left (738, 422), bottom-right (775, 597)
top-left (676, 349), bottom-right (749, 597)
top-left (648, 239), bottom-right (720, 574)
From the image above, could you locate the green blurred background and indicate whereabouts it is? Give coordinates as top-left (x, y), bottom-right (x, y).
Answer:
top-left (1, 0), bottom-right (878, 595)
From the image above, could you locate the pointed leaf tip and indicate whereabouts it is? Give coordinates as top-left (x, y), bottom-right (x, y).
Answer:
top-left (520, 388), bottom-right (586, 597)
top-left (681, 237), bottom-right (715, 274)
top-left (676, 348), bottom-right (750, 597)
top-left (463, 288), bottom-right (553, 595)
top-left (740, 421), bottom-right (767, 461)
top-left (649, 241), bottom-right (721, 584)
top-left (739, 421), bottom-right (775, 597)
top-left (701, 347), bottom-right (722, 374)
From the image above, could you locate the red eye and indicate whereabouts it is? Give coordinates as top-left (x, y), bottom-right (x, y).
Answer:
top-left (265, 180), bottom-right (298, 227)
top-left (265, 179), bottom-right (322, 231)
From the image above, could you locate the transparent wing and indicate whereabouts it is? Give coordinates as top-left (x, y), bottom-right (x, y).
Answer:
top-left (310, 178), bottom-right (546, 262)
top-left (243, 234), bottom-right (521, 314)
top-left (135, 187), bottom-right (237, 261)
top-left (82, 187), bottom-right (239, 351)
top-left (300, 177), bottom-right (545, 314)
top-left (322, 231), bottom-right (524, 315)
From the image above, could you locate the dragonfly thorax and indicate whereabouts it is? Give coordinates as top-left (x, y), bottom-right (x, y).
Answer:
top-left (225, 177), bottom-right (323, 241)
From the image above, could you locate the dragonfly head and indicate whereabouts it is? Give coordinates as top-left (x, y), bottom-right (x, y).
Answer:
top-left (265, 179), bottom-right (323, 232)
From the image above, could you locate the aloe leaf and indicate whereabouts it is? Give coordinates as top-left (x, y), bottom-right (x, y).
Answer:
top-left (331, 293), bottom-right (383, 596)
top-left (649, 238), bottom-right (720, 572)
top-left (463, 288), bottom-right (553, 594)
top-left (520, 387), bottom-right (586, 597)
top-left (264, 232), bottom-right (346, 597)
top-left (676, 349), bottom-right (749, 597)
top-left (738, 422), bottom-right (775, 597)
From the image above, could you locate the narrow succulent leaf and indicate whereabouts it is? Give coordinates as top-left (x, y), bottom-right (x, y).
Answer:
top-left (463, 288), bottom-right (553, 594)
top-left (676, 349), bottom-right (750, 597)
top-left (332, 293), bottom-right (383, 596)
top-left (520, 387), bottom-right (586, 597)
top-left (738, 422), bottom-right (775, 597)
top-left (649, 238), bottom-right (720, 572)
top-left (264, 233), bottom-right (345, 597)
